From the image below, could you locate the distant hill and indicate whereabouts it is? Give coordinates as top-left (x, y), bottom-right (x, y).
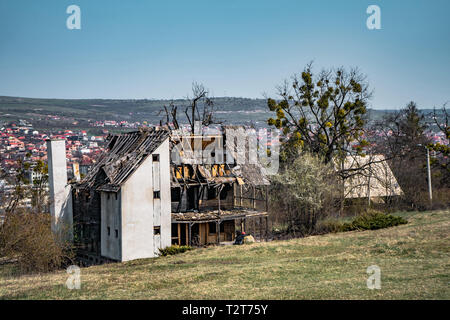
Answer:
top-left (0, 95), bottom-right (441, 129)
top-left (0, 96), bottom-right (271, 127)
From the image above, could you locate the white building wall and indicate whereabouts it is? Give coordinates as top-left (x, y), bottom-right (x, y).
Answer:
top-left (120, 156), bottom-right (154, 261)
top-left (119, 138), bottom-right (171, 261)
top-left (100, 191), bottom-right (122, 261)
top-left (156, 139), bottom-right (172, 249)
top-left (46, 139), bottom-right (73, 239)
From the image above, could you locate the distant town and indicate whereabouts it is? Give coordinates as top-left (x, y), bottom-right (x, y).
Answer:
top-left (1, 111), bottom-right (448, 211)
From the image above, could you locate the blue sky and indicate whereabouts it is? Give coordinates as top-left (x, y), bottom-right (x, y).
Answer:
top-left (0, 0), bottom-right (449, 109)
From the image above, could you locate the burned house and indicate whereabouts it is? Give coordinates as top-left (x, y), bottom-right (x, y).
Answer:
top-left (47, 126), bottom-right (270, 264)
top-left (70, 128), bottom-right (171, 263)
top-left (169, 130), bottom-right (270, 247)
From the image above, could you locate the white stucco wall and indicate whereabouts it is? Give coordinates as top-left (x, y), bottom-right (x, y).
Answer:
top-left (120, 138), bottom-right (171, 261)
top-left (100, 191), bottom-right (122, 260)
top-left (155, 139), bottom-right (171, 249)
top-left (46, 140), bottom-right (73, 239)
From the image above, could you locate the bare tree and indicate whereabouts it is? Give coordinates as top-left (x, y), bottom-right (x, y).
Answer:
top-left (160, 82), bottom-right (220, 133)
top-left (159, 100), bottom-right (180, 130)
top-left (370, 102), bottom-right (433, 208)
top-left (429, 102), bottom-right (449, 186)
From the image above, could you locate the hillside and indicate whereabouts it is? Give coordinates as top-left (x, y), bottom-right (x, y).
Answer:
top-left (0, 210), bottom-right (448, 299)
top-left (0, 96), bottom-right (271, 128)
top-left (0, 96), bottom-right (442, 130)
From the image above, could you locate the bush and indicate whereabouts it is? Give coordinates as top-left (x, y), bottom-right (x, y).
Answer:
top-left (341, 209), bottom-right (407, 231)
top-left (270, 152), bottom-right (338, 236)
top-left (0, 211), bottom-right (74, 274)
top-left (159, 245), bottom-right (193, 256)
top-left (315, 219), bottom-right (345, 234)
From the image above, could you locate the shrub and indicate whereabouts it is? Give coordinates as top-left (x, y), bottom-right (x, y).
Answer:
top-left (341, 209), bottom-right (407, 231)
top-left (270, 152), bottom-right (338, 236)
top-left (159, 245), bottom-right (193, 256)
top-left (315, 219), bottom-right (345, 234)
top-left (0, 211), bottom-right (74, 274)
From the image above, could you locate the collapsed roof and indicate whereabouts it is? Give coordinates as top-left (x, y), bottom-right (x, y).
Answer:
top-left (74, 128), bottom-right (170, 192)
top-left (170, 125), bottom-right (270, 187)
top-left (75, 125), bottom-right (270, 193)
top-left (172, 208), bottom-right (268, 222)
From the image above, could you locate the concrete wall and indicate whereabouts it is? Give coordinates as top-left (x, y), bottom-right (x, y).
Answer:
top-left (155, 139), bottom-right (171, 249)
top-left (100, 191), bottom-right (122, 261)
top-left (120, 138), bottom-right (171, 261)
top-left (46, 140), bottom-right (73, 239)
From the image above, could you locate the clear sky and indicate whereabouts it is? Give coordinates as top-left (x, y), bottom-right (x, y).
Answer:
top-left (0, 0), bottom-right (449, 109)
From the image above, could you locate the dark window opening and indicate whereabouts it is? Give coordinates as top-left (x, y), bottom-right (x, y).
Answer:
top-left (107, 193), bottom-right (110, 200)
top-left (220, 184), bottom-right (231, 200)
top-left (187, 187), bottom-right (198, 210)
top-left (115, 229), bottom-right (119, 238)
top-left (220, 223), bottom-right (225, 233)
top-left (171, 188), bottom-right (181, 202)
top-left (107, 227), bottom-right (110, 236)
top-left (208, 222), bottom-right (217, 234)
top-left (153, 190), bottom-right (161, 199)
top-left (207, 187), bottom-right (216, 200)
top-left (152, 154), bottom-right (160, 162)
top-left (154, 226), bottom-right (161, 235)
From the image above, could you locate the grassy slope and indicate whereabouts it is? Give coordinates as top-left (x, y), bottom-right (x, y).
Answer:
top-left (0, 210), bottom-right (449, 300)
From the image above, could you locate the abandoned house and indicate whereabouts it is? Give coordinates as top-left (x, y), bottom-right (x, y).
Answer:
top-left (339, 154), bottom-right (403, 203)
top-left (46, 127), bottom-right (269, 264)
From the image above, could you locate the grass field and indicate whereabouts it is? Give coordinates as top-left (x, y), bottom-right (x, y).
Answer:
top-left (0, 210), bottom-right (449, 300)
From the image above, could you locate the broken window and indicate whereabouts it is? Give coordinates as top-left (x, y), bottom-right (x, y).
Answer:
top-left (115, 229), bottom-right (119, 238)
top-left (207, 187), bottom-right (217, 200)
top-left (152, 154), bottom-right (160, 162)
top-left (220, 184), bottom-right (231, 200)
top-left (187, 187), bottom-right (198, 210)
top-left (154, 226), bottom-right (161, 235)
top-left (208, 222), bottom-right (217, 234)
top-left (153, 190), bottom-right (161, 199)
top-left (171, 188), bottom-right (181, 202)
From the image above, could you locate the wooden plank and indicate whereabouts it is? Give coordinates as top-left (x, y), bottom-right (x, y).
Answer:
top-left (178, 223), bottom-right (181, 245)
top-left (240, 185), bottom-right (243, 207)
top-left (185, 224), bottom-right (188, 246)
top-left (217, 221), bottom-right (220, 244)
top-left (188, 223), bottom-right (192, 246)
top-left (265, 186), bottom-right (269, 212)
top-left (265, 216), bottom-right (268, 241)
top-left (260, 216), bottom-right (263, 241)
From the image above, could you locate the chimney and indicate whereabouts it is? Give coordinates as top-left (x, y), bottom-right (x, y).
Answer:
top-left (47, 139), bottom-right (73, 240)
top-left (72, 162), bottom-right (81, 182)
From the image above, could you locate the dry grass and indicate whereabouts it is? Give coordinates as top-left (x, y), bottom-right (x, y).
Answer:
top-left (0, 210), bottom-right (449, 299)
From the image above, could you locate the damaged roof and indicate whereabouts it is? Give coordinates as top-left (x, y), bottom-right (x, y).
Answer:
top-left (223, 125), bottom-right (270, 186)
top-left (172, 208), bottom-right (268, 222)
top-left (74, 128), bottom-right (169, 192)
